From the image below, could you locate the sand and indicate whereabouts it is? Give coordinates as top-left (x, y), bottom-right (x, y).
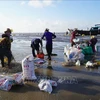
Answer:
top-left (0, 56), bottom-right (100, 100)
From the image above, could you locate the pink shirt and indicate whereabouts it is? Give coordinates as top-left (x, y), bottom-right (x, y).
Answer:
top-left (70, 31), bottom-right (76, 42)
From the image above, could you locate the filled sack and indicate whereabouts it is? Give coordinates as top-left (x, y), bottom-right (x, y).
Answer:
top-left (22, 55), bottom-right (37, 80)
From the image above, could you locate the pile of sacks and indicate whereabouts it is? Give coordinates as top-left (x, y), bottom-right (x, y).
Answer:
top-left (0, 55), bottom-right (57, 93)
top-left (64, 46), bottom-right (85, 63)
top-left (22, 55), bottom-right (57, 93)
top-left (0, 73), bottom-right (23, 91)
top-left (0, 55), bottom-right (45, 91)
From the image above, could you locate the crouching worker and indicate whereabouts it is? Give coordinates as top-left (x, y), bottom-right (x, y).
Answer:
top-left (31, 38), bottom-right (43, 58)
top-left (0, 36), bottom-right (12, 69)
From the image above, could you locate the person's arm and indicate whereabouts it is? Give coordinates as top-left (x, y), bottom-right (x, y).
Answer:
top-left (52, 33), bottom-right (56, 39)
top-left (10, 35), bottom-right (13, 42)
top-left (41, 33), bottom-right (45, 40)
top-left (39, 39), bottom-right (43, 47)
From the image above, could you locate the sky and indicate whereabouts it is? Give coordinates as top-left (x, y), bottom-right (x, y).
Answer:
top-left (0, 0), bottom-right (100, 33)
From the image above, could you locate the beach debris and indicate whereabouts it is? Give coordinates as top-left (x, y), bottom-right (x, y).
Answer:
top-left (57, 78), bottom-right (65, 83)
top-left (75, 60), bottom-right (81, 66)
top-left (86, 61), bottom-right (93, 68)
top-left (38, 79), bottom-right (57, 94)
top-left (62, 62), bottom-right (75, 66)
top-left (0, 73), bottom-right (23, 91)
top-left (85, 61), bottom-right (98, 68)
top-left (22, 55), bottom-right (37, 81)
top-left (64, 46), bottom-right (85, 63)
top-left (34, 58), bottom-right (46, 65)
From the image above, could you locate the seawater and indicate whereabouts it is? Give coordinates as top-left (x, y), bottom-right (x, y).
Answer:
top-left (0, 33), bottom-right (100, 73)
top-left (3, 33), bottom-right (100, 62)
top-left (10, 33), bottom-right (69, 62)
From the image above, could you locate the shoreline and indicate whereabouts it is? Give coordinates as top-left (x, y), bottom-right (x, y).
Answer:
top-left (0, 53), bottom-right (100, 100)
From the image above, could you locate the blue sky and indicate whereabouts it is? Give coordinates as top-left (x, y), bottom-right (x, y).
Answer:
top-left (0, 0), bottom-right (100, 33)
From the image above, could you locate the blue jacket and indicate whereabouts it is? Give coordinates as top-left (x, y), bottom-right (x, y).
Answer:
top-left (41, 32), bottom-right (56, 44)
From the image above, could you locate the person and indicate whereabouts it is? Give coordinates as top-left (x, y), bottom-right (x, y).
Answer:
top-left (0, 36), bottom-right (12, 68)
top-left (2, 28), bottom-right (13, 41)
top-left (2, 28), bottom-right (13, 49)
top-left (89, 35), bottom-right (98, 52)
top-left (31, 38), bottom-right (43, 58)
top-left (0, 28), bottom-right (13, 68)
top-left (41, 28), bottom-right (56, 60)
top-left (70, 29), bottom-right (77, 47)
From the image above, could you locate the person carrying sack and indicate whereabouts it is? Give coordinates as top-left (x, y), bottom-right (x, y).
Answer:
top-left (0, 37), bottom-right (12, 68)
top-left (0, 28), bottom-right (13, 69)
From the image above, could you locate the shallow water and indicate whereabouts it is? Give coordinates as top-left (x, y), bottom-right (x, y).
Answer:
top-left (0, 33), bottom-right (100, 100)
top-left (10, 33), bottom-right (100, 73)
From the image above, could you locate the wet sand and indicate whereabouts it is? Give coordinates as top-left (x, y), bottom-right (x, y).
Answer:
top-left (0, 54), bottom-right (100, 100)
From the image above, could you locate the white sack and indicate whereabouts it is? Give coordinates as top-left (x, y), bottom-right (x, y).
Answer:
top-left (0, 78), bottom-right (13, 91)
top-left (38, 79), bottom-right (52, 94)
top-left (22, 55), bottom-right (37, 80)
top-left (64, 46), bottom-right (84, 62)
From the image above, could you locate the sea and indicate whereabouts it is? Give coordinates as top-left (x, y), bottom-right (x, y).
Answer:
top-left (0, 32), bottom-right (100, 73)
top-left (0, 32), bottom-right (100, 99)
top-left (9, 32), bottom-right (70, 62)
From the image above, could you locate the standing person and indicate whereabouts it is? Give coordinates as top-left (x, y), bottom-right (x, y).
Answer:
top-left (70, 29), bottom-right (77, 47)
top-left (41, 28), bottom-right (56, 60)
top-left (0, 35), bottom-right (12, 68)
top-left (2, 28), bottom-right (13, 50)
top-left (31, 38), bottom-right (43, 58)
top-left (1, 28), bottom-right (13, 69)
top-left (89, 36), bottom-right (97, 52)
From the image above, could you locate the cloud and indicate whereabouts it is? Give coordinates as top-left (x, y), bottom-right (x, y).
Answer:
top-left (28, 0), bottom-right (43, 8)
top-left (0, 13), bottom-right (94, 33)
top-left (43, 0), bottom-right (53, 6)
top-left (28, 0), bottom-right (55, 8)
top-left (20, 1), bottom-right (26, 5)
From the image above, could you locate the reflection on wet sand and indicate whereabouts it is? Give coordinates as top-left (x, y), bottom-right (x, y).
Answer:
top-left (47, 60), bottom-right (53, 69)
top-left (0, 52), bottom-right (100, 100)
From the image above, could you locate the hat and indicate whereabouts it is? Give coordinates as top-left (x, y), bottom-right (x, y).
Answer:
top-left (74, 28), bottom-right (78, 31)
top-left (5, 28), bottom-right (12, 33)
top-left (45, 28), bottom-right (49, 32)
top-left (91, 35), bottom-right (95, 39)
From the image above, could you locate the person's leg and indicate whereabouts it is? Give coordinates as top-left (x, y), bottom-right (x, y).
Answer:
top-left (0, 56), bottom-right (4, 67)
top-left (4, 50), bottom-right (12, 68)
top-left (31, 44), bottom-right (36, 57)
top-left (32, 48), bottom-right (36, 57)
top-left (71, 41), bottom-right (75, 47)
top-left (91, 45), bottom-right (95, 52)
top-left (46, 44), bottom-right (52, 60)
top-left (7, 52), bottom-right (12, 68)
top-left (0, 48), bottom-right (4, 67)
top-left (35, 45), bottom-right (39, 55)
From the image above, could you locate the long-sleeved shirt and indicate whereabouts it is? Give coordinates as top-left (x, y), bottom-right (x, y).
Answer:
top-left (41, 32), bottom-right (56, 44)
top-left (70, 31), bottom-right (76, 43)
top-left (31, 38), bottom-right (42, 47)
top-left (0, 37), bottom-right (11, 50)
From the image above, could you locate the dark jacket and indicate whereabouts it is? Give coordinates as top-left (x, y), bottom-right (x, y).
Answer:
top-left (41, 32), bottom-right (56, 44)
top-left (90, 37), bottom-right (97, 46)
top-left (31, 38), bottom-right (42, 48)
top-left (0, 37), bottom-right (11, 50)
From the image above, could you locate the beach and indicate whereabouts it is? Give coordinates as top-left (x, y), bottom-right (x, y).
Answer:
top-left (0, 33), bottom-right (100, 100)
